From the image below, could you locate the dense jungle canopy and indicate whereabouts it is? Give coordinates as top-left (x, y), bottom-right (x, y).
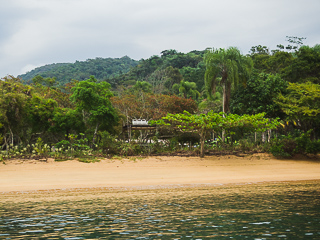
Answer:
top-left (1, 38), bottom-right (320, 158)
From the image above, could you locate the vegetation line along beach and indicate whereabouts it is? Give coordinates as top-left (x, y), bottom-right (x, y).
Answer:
top-left (1, 37), bottom-right (320, 177)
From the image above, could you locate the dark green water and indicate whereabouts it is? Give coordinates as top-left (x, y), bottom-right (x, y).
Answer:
top-left (0, 181), bottom-right (319, 239)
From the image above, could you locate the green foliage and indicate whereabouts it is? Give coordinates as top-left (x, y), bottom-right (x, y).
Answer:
top-left (132, 81), bottom-right (152, 93)
top-left (270, 130), bottom-right (320, 157)
top-left (54, 134), bottom-right (93, 160)
top-left (0, 134), bottom-right (97, 162)
top-left (204, 47), bottom-right (253, 112)
top-left (295, 130), bottom-right (320, 155)
top-left (2, 44), bottom-right (320, 160)
top-left (97, 131), bottom-right (121, 155)
top-left (231, 73), bottom-right (288, 118)
top-left (179, 64), bottom-right (206, 92)
top-left (110, 50), bottom-right (205, 92)
top-left (276, 82), bottom-right (320, 119)
top-left (172, 80), bottom-right (200, 100)
top-left (282, 46), bottom-right (320, 84)
top-left (276, 36), bottom-right (306, 52)
top-left (152, 111), bottom-right (279, 157)
top-left (28, 95), bottom-right (58, 133)
top-left (78, 157), bottom-right (100, 163)
top-left (0, 123), bottom-right (3, 145)
top-left (19, 56), bottom-right (139, 85)
top-left (32, 75), bottom-right (57, 87)
top-left (50, 108), bottom-right (84, 136)
top-left (70, 76), bottom-right (119, 143)
top-left (270, 137), bottom-right (296, 158)
top-left (0, 140), bottom-right (51, 161)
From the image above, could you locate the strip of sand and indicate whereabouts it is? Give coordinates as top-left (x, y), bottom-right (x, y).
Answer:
top-left (0, 153), bottom-right (319, 193)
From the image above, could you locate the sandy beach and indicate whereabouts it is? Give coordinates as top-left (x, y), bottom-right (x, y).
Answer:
top-left (0, 153), bottom-right (319, 194)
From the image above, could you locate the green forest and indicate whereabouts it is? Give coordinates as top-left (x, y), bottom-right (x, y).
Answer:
top-left (1, 37), bottom-right (320, 161)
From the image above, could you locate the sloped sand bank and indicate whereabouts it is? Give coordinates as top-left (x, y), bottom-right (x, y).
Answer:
top-left (0, 153), bottom-right (319, 193)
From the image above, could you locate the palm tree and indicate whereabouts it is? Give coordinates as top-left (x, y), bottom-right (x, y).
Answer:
top-left (204, 47), bottom-right (253, 113)
top-left (172, 80), bottom-right (200, 100)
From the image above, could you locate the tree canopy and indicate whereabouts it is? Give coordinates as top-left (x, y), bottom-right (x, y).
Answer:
top-left (152, 111), bottom-right (279, 157)
top-left (204, 47), bottom-right (253, 112)
top-left (70, 76), bottom-right (118, 144)
top-left (1, 40), bottom-right (320, 159)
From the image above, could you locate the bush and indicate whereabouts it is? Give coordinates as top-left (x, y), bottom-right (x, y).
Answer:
top-left (97, 131), bottom-right (121, 155)
top-left (294, 130), bottom-right (312, 154)
top-left (306, 140), bottom-right (320, 154)
top-left (55, 140), bottom-right (70, 150)
top-left (270, 131), bottom-right (320, 157)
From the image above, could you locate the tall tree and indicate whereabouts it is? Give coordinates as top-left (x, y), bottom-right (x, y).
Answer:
top-left (204, 47), bottom-right (253, 113)
top-left (276, 81), bottom-right (320, 136)
top-left (0, 76), bottom-right (31, 147)
top-left (231, 73), bottom-right (288, 118)
top-left (282, 46), bottom-right (320, 84)
top-left (70, 76), bottom-right (118, 144)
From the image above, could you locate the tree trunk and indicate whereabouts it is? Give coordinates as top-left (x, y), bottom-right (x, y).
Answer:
top-left (222, 84), bottom-right (226, 113)
top-left (222, 130), bottom-right (225, 143)
top-left (200, 133), bottom-right (205, 158)
top-left (9, 126), bottom-right (14, 145)
top-left (262, 131), bottom-right (266, 143)
top-left (92, 123), bottom-right (99, 145)
top-left (267, 129), bottom-right (271, 142)
top-left (3, 136), bottom-right (8, 152)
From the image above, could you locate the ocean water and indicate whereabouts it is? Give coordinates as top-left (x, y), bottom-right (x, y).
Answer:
top-left (0, 181), bottom-right (319, 239)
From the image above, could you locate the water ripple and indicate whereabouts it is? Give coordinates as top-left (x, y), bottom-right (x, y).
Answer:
top-left (0, 182), bottom-right (319, 239)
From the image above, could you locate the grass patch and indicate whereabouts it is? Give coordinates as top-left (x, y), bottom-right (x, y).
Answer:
top-left (54, 158), bottom-right (69, 162)
top-left (111, 155), bottom-right (123, 160)
top-left (129, 156), bottom-right (145, 162)
top-left (78, 157), bottom-right (100, 163)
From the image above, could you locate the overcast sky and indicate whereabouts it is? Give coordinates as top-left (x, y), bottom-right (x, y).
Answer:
top-left (1, 0), bottom-right (319, 78)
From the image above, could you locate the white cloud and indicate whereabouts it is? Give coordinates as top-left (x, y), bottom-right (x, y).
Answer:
top-left (21, 63), bottom-right (44, 74)
top-left (0, 0), bottom-right (319, 77)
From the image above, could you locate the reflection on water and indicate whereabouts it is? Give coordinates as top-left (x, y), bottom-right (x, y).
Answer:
top-left (0, 181), bottom-right (320, 239)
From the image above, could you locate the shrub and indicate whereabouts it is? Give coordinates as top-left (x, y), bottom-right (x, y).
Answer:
top-left (306, 140), bottom-right (320, 154)
top-left (270, 131), bottom-right (320, 157)
top-left (270, 138), bottom-right (294, 158)
top-left (98, 131), bottom-right (121, 155)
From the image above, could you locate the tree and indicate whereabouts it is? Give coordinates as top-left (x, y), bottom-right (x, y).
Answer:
top-left (231, 73), bottom-right (288, 118)
top-left (152, 111), bottom-right (279, 158)
top-left (275, 36), bottom-right (306, 52)
top-left (27, 95), bottom-right (57, 135)
top-left (111, 93), bottom-right (198, 121)
top-left (19, 56), bottom-right (139, 86)
top-left (204, 47), bottom-right (253, 113)
top-left (0, 76), bottom-right (32, 147)
top-left (276, 82), bottom-right (320, 136)
top-left (50, 108), bottom-right (84, 137)
top-left (179, 64), bottom-right (206, 92)
top-left (32, 75), bottom-right (57, 87)
top-left (70, 76), bottom-right (118, 144)
top-left (282, 46), bottom-right (320, 84)
top-left (172, 80), bottom-right (200, 100)
top-left (132, 81), bottom-right (152, 94)
top-left (163, 66), bottom-right (183, 93)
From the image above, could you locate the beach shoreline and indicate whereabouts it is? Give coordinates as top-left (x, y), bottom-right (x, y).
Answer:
top-left (1, 153), bottom-right (319, 194)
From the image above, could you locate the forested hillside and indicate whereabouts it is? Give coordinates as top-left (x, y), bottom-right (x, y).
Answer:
top-left (18, 56), bottom-right (139, 85)
top-left (108, 50), bottom-right (206, 92)
top-left (2, 39), bottom-right (320, 160)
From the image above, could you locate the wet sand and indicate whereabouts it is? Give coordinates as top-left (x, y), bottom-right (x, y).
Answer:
top-left (0, 153), bottom-right (319, 193)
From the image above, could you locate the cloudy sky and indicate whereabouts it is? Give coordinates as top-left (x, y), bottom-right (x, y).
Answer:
top-left (1, 0), bottom-right (319, 77)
